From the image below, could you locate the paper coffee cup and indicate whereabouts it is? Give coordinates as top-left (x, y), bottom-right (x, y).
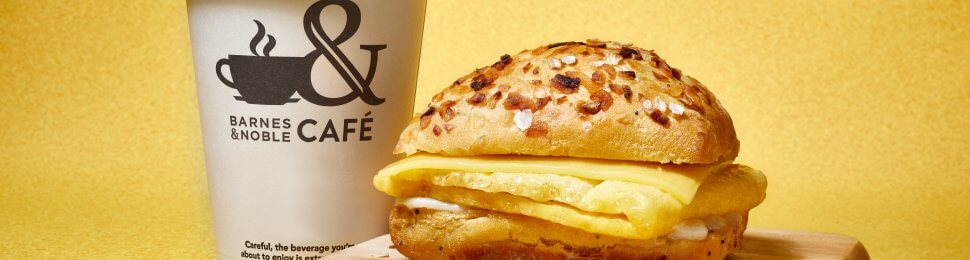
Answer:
top-left (186, 0), bottom-right (426, 258)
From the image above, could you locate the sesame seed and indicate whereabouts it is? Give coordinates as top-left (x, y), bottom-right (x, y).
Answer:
top-left (561, 55), bottom-right (577, 65)
top-left (605, 53), bottom-right (621, 65)
top-left (669, 102), bottom-right (685, 115)
top-left (514, 109), bottom-right (533, 131)
top-left (549, 59), bottom-right (562, 69)
top-left (653, 97), bottom-right (667, 112)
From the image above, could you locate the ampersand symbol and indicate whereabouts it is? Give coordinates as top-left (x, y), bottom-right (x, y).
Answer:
top-left (299, 0), bottom-right (387, 106)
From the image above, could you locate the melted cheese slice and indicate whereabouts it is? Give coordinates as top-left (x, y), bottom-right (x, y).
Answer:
top-left (373, 153), bottom-right (766, 239)
top-left (375, 153), bottom-right (725, 204)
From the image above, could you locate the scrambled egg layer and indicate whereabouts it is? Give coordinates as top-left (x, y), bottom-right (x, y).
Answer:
top-left (375, 154), bottom-right (766, 239)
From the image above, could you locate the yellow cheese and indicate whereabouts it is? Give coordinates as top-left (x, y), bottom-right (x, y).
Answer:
top-left (375, 153), bottom-right (725, 204)
top-left (373, 154), bottom-right (766, 239)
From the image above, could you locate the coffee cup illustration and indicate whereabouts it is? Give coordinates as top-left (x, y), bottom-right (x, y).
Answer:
top-left (216, 20), bottom-right (308, 105)
top-left (216, 0), bottom-right (386, 107)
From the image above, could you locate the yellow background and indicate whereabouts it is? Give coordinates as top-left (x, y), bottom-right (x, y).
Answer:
top-left (1, 0), bottom-right (967, 258)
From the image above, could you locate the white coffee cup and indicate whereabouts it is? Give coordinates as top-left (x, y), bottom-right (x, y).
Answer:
top-left (186, 0), bottom-right (426, 258)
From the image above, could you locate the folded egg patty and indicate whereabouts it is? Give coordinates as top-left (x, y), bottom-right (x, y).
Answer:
top-left (374, 153), bottom-right (766, 239)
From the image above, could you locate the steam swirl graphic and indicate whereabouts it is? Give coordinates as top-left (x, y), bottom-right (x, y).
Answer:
top-left (249, 20), bottom-right (276, 56)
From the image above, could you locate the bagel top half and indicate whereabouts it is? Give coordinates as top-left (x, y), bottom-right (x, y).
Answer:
top-left (395, 39), bottom-right (738, 164)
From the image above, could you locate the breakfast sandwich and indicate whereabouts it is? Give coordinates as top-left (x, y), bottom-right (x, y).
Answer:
top-left (374, 39), bottom-right (767, 259)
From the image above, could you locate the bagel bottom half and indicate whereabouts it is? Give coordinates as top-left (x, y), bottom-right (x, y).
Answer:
top-left (388, 204), bottom-right (746, 260)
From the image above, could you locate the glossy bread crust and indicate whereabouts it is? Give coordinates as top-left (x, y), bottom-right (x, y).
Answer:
top-left (395, 40), bottom-right (739, 164)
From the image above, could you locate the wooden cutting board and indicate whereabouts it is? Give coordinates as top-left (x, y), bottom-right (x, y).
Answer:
top-left (324, 228), bottom-right (869, 259)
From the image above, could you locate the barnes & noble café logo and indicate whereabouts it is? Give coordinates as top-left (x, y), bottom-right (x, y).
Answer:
top-left (218, 0), bottom-right (387, 144)
top-left (215, 0), bottom-right (385, 106)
